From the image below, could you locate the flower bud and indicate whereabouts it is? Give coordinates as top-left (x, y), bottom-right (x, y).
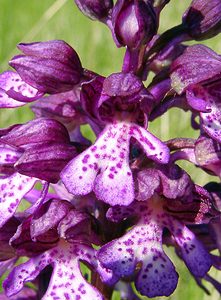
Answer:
top-left (182, 0), bottom-right (221, 40)
top-left (74, 0), bottom-right (113, 20)
top-left (112, 0), bottom-right (158, 49)
top-left (9, 40), bottom-right (83, 94)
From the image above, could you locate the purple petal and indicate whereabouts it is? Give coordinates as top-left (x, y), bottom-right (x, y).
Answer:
top-left (129, 124), bottom-right (170, 163)
top-left (169, 220), bottom-right (212, 277)
top-left (0, 71), bottom-right (43, 108)
top-left (31, 88), bottom-right (85, 126)
top-left (200, 100), bottom-right (221, 143)
top-left (61, 122), bottom-right (169, 206)
top-left (0, 143), bottom-right (23, 165)
top-left (98, 200), bottom-right (178, 297)
top-left (0, 173), bottom-right (37, 226)
top-left (4, 243), bottom-right (105, 300)
top-left (61, 122), bottom-right (134, 205)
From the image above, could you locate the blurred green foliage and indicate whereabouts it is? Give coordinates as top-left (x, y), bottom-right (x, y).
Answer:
top-left (0, 1), bottom-right (221, 299)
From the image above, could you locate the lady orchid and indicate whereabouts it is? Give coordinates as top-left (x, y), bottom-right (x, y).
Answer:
top-left (1, 0), bottom-right (221, 299)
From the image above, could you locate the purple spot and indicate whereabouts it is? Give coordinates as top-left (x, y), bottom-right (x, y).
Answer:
top-left (82, 167), bottom-right (87, 172)
top-left (116, 162), bottom-right (122, 169)
top-left (91, 146), bottom-right (97, 152)
top-left (108, 173), bottom-right (114, 179)
top-left (82, 154), bottom-right (90, 164)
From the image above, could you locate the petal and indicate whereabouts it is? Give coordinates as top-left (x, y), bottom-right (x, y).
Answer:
top-left (98, 200), bottom-right (178, 297)
top-left (0, 143), bottom-right (22, 165)
top-left (61, 149), bottom-right (98, 195)
top-left (61, 122), bottom-right (134, 205)
top-left (200, 100), bottom-right (221, 143)
top-left (0, 88), bottom-right (25, 108)
top-left (4, 243), bottom-right (104, 300)
top-left (169, 220), bottom-right (212, 277)
top-left (62, 122), bottom-right (169, 206)
top-left (0, 173), bottom-right (37, 226)
top-left (129, 124), bottom-right (170, 163)
top-left (0, 71), bottom-right (43, 108)
top-left (31, 88), bottom-right (85, 126)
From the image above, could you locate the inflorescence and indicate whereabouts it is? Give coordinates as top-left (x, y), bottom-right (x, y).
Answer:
top-left (1, 0), bottom-right (221, 299)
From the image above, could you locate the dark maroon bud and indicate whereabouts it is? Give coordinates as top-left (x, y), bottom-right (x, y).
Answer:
top-left (9, 40), bottom-right (83, 94)
top-left (0, 118), bottom-right (70, 148)
top-left (112, 0), bottom-right (158, 49)
top-left (74, 0), bottom-right (113, 21)
top-left (15, 142), bottom-right (76, 183)
top-left (183, 0), bottom-right (221, 40)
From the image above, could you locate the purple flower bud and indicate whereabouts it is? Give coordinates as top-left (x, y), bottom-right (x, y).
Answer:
top-left (9, 40), bottom-right (83, 94)
top-left (112, 0), bottom-right (158, 49)
top-left (15, 142), bottom-right (76, 183)
top-left (183, 0), bottom-right (221, 40)
top-left (0, 118), bottom-right (70, 148)
top-left (74, 0), bottom-right (113, 21)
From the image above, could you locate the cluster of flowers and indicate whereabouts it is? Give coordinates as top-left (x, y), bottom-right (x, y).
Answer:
top-left (1, 0), bottom-right (221, 299)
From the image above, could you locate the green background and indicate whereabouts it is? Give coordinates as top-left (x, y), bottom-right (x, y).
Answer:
top-left (0, 1), bottom-right (221, 299)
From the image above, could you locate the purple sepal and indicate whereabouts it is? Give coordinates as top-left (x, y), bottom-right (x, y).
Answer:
top-left (10, 40), bottom-right (83, 94)
top-left (58, 209), bottom-right (100, 245)
top-left (30, 199), bottom-right (72, 239)
top-left (15, 142), bottom-right (76, 183)
top-left (10, 216), bottom-right (59, 257)
top-left (135, 164), bottom-right (194, 202)
top-left (1, 118), bottom-right (70, 149)
top-left (4, 243), bottom-right (108, 300)
top-left (170, 45), bottom-right (221, 94)
top-left (165, 185), bottom-right (217, 224)
top-left (0, 173), bottom-right (37, 227)
top-left (0, 217), bottom-right (20, 261)
top-left (31, 88), bottom-right (86, 128)
top-left (183, 0), bottom-right (221, 40)
top-left (74, 0), bottom-right (113, 21)
top-left (61, 122), bottom-right (169, 206)
top-left (112, 0), bottom-right (157, 49)
top-left (0, 71), bottom-right (43, 108)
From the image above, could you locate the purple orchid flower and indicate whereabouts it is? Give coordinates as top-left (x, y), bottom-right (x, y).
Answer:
top-left (3, 199), bottom-right (116, 300)
top-left (61, 72), bottom-right (169, 206)
top-left (98, 192), bottom-right (214, 297)
top-left (1, 0), bottom-right (221, 298)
